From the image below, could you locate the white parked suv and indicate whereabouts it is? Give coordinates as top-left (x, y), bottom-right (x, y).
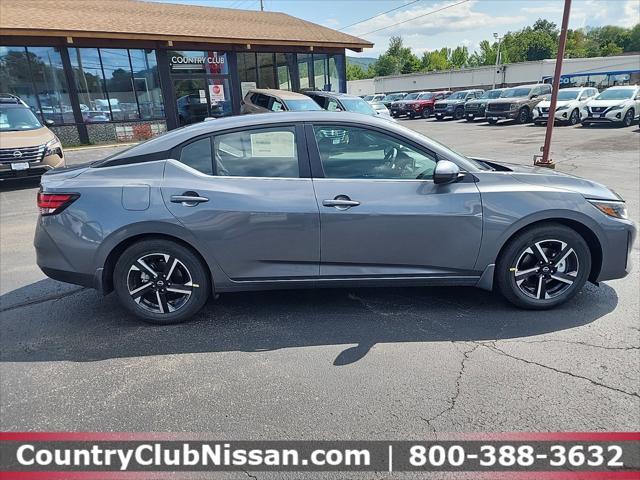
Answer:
top-left (533, 87), bottom-right (599, 126)
top-left (583, 85), bottom-right (640, 127)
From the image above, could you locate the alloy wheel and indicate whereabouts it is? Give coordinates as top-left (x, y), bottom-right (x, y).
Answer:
top-left (569, 109), bottom-right (579, 125)
top-left (127, 253), bottom-right (194, 314)
top-left (623, 109), bottom-right (633, 127)
top-left (512, 239), bottom-right (579, 300)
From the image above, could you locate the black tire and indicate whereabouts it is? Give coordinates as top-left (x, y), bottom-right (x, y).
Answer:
top-left (453, 107), bottom-right (465, 120)
top-left (568, 108), bottom-right (580, 126)
top-left (516, 107), bottom-right (530, 124)
top-left (409, 112), bottom-right (416, 119)
top-left (496, 224), bottom-right (591, 310)
top-left (421, 107), bottom-right (432, 119)
top-left (582, 122), bottom-right (591, 127)
top-left (435, 114), bottom-right (444, 121)
top-left (113, 239), bottom-right (211, 324)
top-left (466, 114), bottom-right (475, 122)
top-left (622, 109), bottom-right (634, 127)
top-left (488, 118), bottom-right (498, 125)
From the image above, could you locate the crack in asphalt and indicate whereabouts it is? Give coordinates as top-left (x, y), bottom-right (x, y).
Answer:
top-left (242, 470), bottom-right (258, 480)
top-left (0, 287), bottom-right (86, 313)
top-left (506, 339), bottom-right (640, 351)
top-left (420, 343), bottom-right (480, 436)
top-left (480, 342), bottom-right (640, 400)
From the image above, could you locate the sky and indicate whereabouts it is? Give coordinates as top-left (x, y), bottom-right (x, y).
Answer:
top-left (148, 0), bottom-right (640, 58)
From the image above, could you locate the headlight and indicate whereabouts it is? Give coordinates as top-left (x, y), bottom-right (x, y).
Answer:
top-left (44, 137), bottom-right (62, 157)
top-left (479, 103), bottom-right (485, 108)
top-left (588, 200), bottom-right (628, 220)
top-left (556, 105), bottom-right (569, 110)
top-left (609, 104), bottom-right (624, 111)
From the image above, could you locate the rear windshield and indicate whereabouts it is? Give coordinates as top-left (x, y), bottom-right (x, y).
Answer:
top-left (0, 106), bottom-right (42, 131)
top-left (341, 98), bottom-right (376, 115)
top-left (285, 99), bottom-right (324, 111)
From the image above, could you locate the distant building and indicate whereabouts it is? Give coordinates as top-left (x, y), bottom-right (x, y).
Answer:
top-left (348, 55), bottom-right (640, 95)
top-left (0, 0), bottom-right (371, 145)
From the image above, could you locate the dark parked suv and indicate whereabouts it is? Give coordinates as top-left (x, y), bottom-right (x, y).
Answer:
top-left (434, 89), bottom-right (485, 120)
top-left (485, 84), bottom-right (552, 124)
top-left (464, 88), bottom-right (505, 121)
top-left (380, 92), bottom-right (407, 109)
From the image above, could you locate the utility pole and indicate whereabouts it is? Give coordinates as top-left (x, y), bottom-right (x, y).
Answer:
top-left (260, 0), bottom-right (264, 11)
top-left (535, 0), bottom-right (571, 168)
top-left (492, 32), bottom-right (502, 90)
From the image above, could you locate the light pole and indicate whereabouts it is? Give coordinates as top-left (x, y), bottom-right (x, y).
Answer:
top-left (492, 32), bottom-right (502, 90)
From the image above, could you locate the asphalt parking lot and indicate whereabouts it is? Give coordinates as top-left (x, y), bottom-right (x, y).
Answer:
top-left (1, 118), bottom-right (639, 477)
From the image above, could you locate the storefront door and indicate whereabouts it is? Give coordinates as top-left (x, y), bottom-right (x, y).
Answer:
top-left (173, 78), bottom-right (209, 126)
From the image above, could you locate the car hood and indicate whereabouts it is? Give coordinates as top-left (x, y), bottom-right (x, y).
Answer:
top-left (436, 99), bottom-right (464, 105)
top-left (587, 99), bottom-right (631, 108)
top-left (466, 98), bottom-right (488, 105)
top-left (489, 97), bottom-right (527, 104)
top-left (536, 100), bottom-right (574, 108)
top-left (0, 126), bottom-right (54, 148)
top-left (473, 158), bottom-right (620, 201)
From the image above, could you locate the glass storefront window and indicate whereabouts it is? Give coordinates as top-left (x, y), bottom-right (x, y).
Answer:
top-left (313, 53), bottom-right (328, 91)
top-left (276, 53), bottom-right (292, 90)
top-left (129, 49), bottom-right (164, 119)
top-left (71, 48), bottom-right (111, 122)
top-left (0, 47), bottom-right (38, 113)
top-left (297, 53), bottom-right (312, 90)
top-left (328, 55), bottom-right (340, 92)
top-left (101, 49), bottom-right (138, 121)
top-left (257, 53), bottom-right (276, 89)
top-left (238, 52), bottom-right (257, 99)
top-left (27, 47), bottom-right (74, 124)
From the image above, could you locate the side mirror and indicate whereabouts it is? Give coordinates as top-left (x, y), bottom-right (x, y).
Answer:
top-left (45, 119), bottom-right (55, 126)
top-left (433, 160), bottom-right (462, 185)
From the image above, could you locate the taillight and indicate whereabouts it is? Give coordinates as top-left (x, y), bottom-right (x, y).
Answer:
top-left (37, 192), bottom-right (79, 215)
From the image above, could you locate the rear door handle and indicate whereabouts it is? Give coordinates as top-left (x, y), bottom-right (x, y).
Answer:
top-left (170, 192), bottom-right (209, 206)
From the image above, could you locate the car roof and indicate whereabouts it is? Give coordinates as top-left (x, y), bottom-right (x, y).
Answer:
top-left (605, 85), bottom-right (638, 89)
top-left (306, 91), bottom-right (362, 99)
top-left (247, 89), bottom-right (310, 99)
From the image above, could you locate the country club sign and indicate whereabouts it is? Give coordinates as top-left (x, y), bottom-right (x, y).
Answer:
top-left (170, 53), bottom-right (226, 71)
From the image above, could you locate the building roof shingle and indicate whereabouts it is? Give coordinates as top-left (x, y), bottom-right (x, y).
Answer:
top-left (0, 0), bottom-right (372, 51)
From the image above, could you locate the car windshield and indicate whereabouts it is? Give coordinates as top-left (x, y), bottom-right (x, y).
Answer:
top-left (341, 98), bottom-right (376, 115)
top-left (481, 90), bottom-right (503, 99)
top-left (362, 95), bottom-right (377, 101)
top-left (448, 91), bottom-right (467, 100)
top-left (384, 94), bottom-right (404, 101)
top-left (285, 99), bottom-right (324, 111)
top-left (404, 93), bottom-right (420, 100)
top-left (418, 93), bottom-right (435, 100)
top-left (557, 90), bottom-right (580, 100)
top-left (501, 88), bottom-right (532, 98)
top-left (596, 89), bottom-right (635, 100)
top-left (0, 106), bottom-right (42, 131)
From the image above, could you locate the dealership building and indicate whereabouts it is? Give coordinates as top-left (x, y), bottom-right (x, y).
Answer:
top-left (0, 0), bottom-right (371, 145)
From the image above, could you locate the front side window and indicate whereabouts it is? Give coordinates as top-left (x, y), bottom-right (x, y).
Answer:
top-left (180, 137), bottom-right (213, 175)
top-left (313, 125), bottom-right (437, 180)
top-left (284, 98), bottom-right (323, 112)
top-left (214, 126), bottom-right (299, 178)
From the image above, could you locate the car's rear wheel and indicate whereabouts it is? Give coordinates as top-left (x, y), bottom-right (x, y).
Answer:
top-left (496, 224), bottom-right (591, 309)
top-left (114, 239), bottom-right (210, 324)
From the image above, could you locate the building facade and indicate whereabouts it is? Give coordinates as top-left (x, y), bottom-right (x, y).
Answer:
top-left (348, 55), bottom-right (640, 96)
top-left (0, 0), bottom-right (371, 145)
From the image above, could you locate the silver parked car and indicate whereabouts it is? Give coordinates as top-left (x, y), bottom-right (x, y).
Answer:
top-left (35, 112), bottom-right (635, 324)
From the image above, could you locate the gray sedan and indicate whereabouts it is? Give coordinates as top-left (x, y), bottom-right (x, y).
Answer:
top-left (35, 112), bottom-right (636, 324)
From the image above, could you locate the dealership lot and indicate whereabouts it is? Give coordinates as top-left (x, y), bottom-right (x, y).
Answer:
top-left (1, 120), bottom-right (639, 473)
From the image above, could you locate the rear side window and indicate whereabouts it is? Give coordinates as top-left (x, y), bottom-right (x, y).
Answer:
top-left (214, 126), bottom-right (299, 178)
top-left (253, 94), bottom-right (270, 109)
top-left (179, 137), bottom-right (213, 175)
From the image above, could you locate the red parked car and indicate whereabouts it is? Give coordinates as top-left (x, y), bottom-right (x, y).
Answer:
top-left (402, 90), bottom-right (452, 119)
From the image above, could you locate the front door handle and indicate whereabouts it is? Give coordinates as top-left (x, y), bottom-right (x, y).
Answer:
top-left (322, 196), bottom-right (360, 210)
top-left (170, 192), bottom-right (209, 207)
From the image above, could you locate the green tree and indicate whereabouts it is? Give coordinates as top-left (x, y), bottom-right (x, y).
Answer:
top-left (627, 24), bottom-right (640, 52)
top-left (373, 54), bottom-right (399, 76)
top-left (421, 48), bottom-right (451, 71)
top-left (450, 46), bottom-right (469, 67)
top-left (346, 63), bottom-right (368, 80)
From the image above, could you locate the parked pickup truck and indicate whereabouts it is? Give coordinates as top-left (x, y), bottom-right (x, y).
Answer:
top-left (434, 89), bottom-right (485, 120)
top-left (464, 88), bottom-right (504, 121)
top-left (485, 83), bottom-right (551, 124)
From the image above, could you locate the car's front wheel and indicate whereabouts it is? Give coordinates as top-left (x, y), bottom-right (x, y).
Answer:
top-left (496, 224), bottom-right (591, 309)
top-left (454, 107), bottom-right (465, 120)
top-left (113, 239), bottom-right (210, 324)
top-left (622, 109), bottom-right (634, 127)
top-left (516, 107), bottom-right (530, 124)
top-left (568, 108), bottom-right (580, 126)
top-left (421, 107), bottom-right (432, 119)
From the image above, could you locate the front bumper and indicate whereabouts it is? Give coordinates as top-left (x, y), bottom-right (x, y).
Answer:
top-left (465, 105), bottom-right (486, 118)
top-left (597, 218), bottom-right (636, 282)
top-left (0, 153), bottom-right (64, 181)
top-left (533, 108), bottom-right (587, 124)
top-left (485, 109), bottom-right (519, 120)
top-left (583, 109), bottom-right (627, 124)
